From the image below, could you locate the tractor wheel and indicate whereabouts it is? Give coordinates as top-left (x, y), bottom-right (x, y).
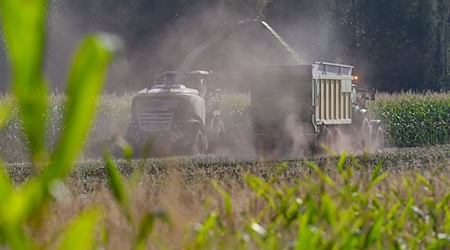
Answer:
top-left (361, 118), bottom-right (371, 150)
top-left (190, 129), bottom-right (205, 155)
top-left (373, 126), bottom-right (384, 153)
top-left (210, 117), bottom-right (225, 153)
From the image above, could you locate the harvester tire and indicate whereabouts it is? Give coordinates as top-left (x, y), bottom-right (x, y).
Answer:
top-left (126, 123), bottom-right (144, 157)
top-left (190, 130), bottom-right (205, 155)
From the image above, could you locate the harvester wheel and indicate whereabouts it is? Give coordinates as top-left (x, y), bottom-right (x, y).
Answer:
top-left (191, 130), bottom-right (205, 155)
top-left (126, 123), bottom-right (144, 156)
top-left (373, 126), bottom-right (384, 153)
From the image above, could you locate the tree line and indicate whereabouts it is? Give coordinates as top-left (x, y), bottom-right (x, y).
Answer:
top-left (0, 0), bottom-right (449, 92)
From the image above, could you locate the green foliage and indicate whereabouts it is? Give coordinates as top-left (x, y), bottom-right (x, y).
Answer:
top-left (371, 93), bottom-right (450, 147)
top-left (184, 157), bottom-right (450, 249)
top-left (105, 152), bottom-right (130, 220)
top-left (0, 94), bottom-right (132, 162)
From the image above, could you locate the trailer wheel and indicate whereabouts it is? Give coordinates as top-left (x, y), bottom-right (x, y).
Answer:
top-left (361, 119), bottom-right (371, 150)
top-left (321, 127), bottom-right (334, 152)
top-left (374, 126), bottom-right (384, 153)
top-left (334, 128), bottom-right (343, 153)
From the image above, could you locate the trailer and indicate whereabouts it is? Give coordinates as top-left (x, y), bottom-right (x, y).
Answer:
top-left (249, 62), bottom-right (384, 157)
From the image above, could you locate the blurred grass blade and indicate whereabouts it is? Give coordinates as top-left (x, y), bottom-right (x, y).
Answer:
top-left (0, 161), bottom-right (11, 201)
top-left (0, 0), bottom-right (48, 163)
top-left (366, 172), bottom-right (388, 191)
top-left (104, 151), bottom-right (130, 220)
top-left (212, 180), bottom-right (232, 217)
top-left (58, 208), bottom-right (101, 250)
top-left (268, 162), bottom-right (288, 185)
top-left (337, 152), bottom-right (348, 174)
top-left (370, 162), bottom-right (383, 182)
top-left (0, 97), bottom-right (13, 129)
top-left (115, 136), bottom-right (134, 161)
top-left (245, 174), bottom-right (277, 209)
top-left (415, 173), bottom-right (432, 190)
top-left (133, 209), bottom-right (171, 250)
top-left (321, 194), bottom-right (337, 226)
top-left (306, 161), bottom-right (335, 188)
top-left (46, 34), bottom-right (118, 181)
top-left (193, 213), bottom-right (219, 248)
top-left (295, 209), bottom-right (313, 250)
top-left (363, 216), bottom-right (384, 248)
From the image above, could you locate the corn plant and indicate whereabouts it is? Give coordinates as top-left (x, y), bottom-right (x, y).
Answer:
top-left (0, 0), bottom-right (115, 248)
top-left (371, 93), bottom-right (450, 147)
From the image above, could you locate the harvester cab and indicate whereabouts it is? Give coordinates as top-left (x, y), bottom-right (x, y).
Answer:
top-left (126, 70), bottom-right (225, 157)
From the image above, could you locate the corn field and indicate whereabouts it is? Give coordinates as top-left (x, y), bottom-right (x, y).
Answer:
top-left (0, 0), bottom-right (448, 249)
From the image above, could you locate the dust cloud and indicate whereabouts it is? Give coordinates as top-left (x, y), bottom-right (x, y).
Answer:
top-left (3, 1), bottom-right (357, 160)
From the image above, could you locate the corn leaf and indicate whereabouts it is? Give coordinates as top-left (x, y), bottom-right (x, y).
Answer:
top-left (212, 180), bottom-right (232, 217)
top-left (57, 208), bottom-right (101, 250)
top-left (105, 151), bottom-right (130, 220)
top-left (133, 209), bottom-right (171, 250)
top-left (0, 0), bottom-right (48, 163)
top-left (45, 34), bottom-right (117, 181)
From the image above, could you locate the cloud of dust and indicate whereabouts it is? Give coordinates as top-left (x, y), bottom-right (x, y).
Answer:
top-left (42, 1), bottom-right (359, 159)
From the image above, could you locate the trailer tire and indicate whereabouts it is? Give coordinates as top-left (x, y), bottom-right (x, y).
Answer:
top-left (321, 127), bottom-right (334, 152)
top-left (334, 128), bottom-right (343, 153)
top-left (361, 119), bottom-right (371, 150)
